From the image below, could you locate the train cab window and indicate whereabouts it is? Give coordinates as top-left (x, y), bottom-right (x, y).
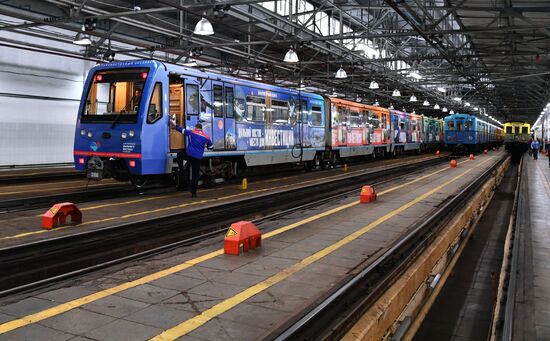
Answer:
top-left (311, 105), bottom-right (323, 126)
top-left (447, 121), bottom-right (455, 130)
top-left (465, 120), bottom-right (472, 130)
top-left (213, 85), bottom-right (223, 117)
top-left (522, 126), bottom-right (528, 134)
top-left (246, 95), bottom-right (266, 121)
top-left (506, 126), bottom-right (512, 134)
top-left (186, 84), bottom-right (199, 115)
top-left (225, 87), bottom-right (234, 118)
top-left (147, 82), bottom-right (163, 124)
top-left (82, 68), bottom-right (148, 124)
top-left (272, 99), bottom-right (289, 123)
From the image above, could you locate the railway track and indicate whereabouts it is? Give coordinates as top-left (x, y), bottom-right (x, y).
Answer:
top-left (272, 154), bottom-right (507, 340)
top-left (0, 156), bottom-right (449, 297)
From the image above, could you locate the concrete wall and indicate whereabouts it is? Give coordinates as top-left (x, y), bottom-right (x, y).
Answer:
top-left (0, 23), bottom-right (96, 166)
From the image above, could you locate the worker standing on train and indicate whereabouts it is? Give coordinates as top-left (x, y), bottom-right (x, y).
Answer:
top-left (170, 120), bottom-right (213, 197)
top-left (531, 139), bottom-right (540, 160)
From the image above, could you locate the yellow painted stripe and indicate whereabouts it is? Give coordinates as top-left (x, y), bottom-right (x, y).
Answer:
top-left (3, 157), bottom-right (443, 241)
top-left (151, 158), bottom-right (493, 340)
top-left (0, 182), bottom-right (122, 196)
top-left (0, 156), bottom-right (474, 335)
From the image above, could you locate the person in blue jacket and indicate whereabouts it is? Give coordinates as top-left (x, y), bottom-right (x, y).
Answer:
top-left (171, 120), bottom-right (213, 197)
top-left (531, 139), bottom-right (540, 160)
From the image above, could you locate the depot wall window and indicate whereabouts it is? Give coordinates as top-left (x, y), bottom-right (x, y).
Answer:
top-left (186, 84), bottom-right (199, 115)
top-left (147, 82), bottom-right (163, 124)
top-left (225, 87), bottom-right (234, 118)
top-left (213, 85), bottom-right (223, 117)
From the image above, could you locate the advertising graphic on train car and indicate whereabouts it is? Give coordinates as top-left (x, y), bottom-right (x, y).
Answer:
top-left (331, 102), bottom-right (347, 146)
top-left (367, 109), bottom-right (390, 145)
top-left (391, 110), bottom-right (410, 143)
top-left (410, 113), bottom-right (422, 143)
top-left (231, 85), bottom-right (323, 150)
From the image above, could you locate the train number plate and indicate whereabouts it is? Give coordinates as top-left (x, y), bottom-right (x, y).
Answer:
top-left (87, 170), bottom-right (103, 180)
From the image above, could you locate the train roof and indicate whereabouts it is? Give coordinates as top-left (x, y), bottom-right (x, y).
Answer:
top-left (327, 97), bottom-right (389, 112)
top-left (90, 59), bottom-right (324, 101)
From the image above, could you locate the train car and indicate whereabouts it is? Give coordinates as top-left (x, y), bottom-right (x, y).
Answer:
top-left (422, 116), bottom-right (444, 151)
top-left (389, 110), bottom-right (422, 155)
top-left (444, 113), bottom-right (503, 153)
top-left (74, 59), bottom-right (325, 185)
top-left (326, 98), bottom-right (391, 160)
top-left (503, 121), bottom-right (531, 153)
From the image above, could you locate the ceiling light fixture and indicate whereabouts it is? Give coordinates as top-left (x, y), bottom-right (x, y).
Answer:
top-left (369, 80), bottom-right (379, 89)
top-left (392, 89), bottom-right (401, 97)
top-left (194, 17), bottom-right (214, 35)
top-left (442, 107), bottom-right (448, 113)
top-left (283, 48), bottom-right (299, 63)
top-left (335, 66), bottom-right (348, 79)
top-left (450, 109), bottom-right (455, 115)
top-left (410, 94), bottom-right (417, 102)
top-left (389, 103), bottom-right (394, 110)
top-left (423, 99), bottom-right (430, 106)
top-left (408, 71), bottom-right (422, 80)
top-left (437, 87), bottom-right (446, 93)
top-left (374, 100), bottom-right (380, 106)
top-left (434, 103), bottom-right (440, 110)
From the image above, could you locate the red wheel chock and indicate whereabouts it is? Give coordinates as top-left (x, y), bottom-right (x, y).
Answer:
top-left (42, 202), bottom-right (82, 230)
top-left (360, 185), bottom-right (377, 203)
top-left (224, 221), bottom-right (262, 255)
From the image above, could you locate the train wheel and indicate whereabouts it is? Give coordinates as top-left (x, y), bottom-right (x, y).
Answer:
top-left (305, 154), bottom-right (321, 171)
top-left (130, 176), bottom-right (149, 189)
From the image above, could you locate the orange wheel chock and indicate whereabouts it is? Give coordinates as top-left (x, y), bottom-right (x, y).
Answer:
top-left (360, 185), bottom-right (377, 203)
top-left (450, 159), bottom-right (458, 168)
top-left (436, 150), bottom-right (441, 156)
top-left (484, 149), bottom-right (488, 154)
top-left (42, 202), bottom-right (82, 230)
top-left (469, 154), bottom-right (475, 160)
top-left (224, 221), bottom-right (262, 255)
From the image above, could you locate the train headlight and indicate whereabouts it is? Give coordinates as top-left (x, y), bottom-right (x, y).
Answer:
top-left (128, 130), bottom-right (135, 137)
top-left (121, 132), bottom-right (128, 139)
top-left (80, 129), bottom-right (86, 136)
top-left (87, 131), bottom-right (93, 138)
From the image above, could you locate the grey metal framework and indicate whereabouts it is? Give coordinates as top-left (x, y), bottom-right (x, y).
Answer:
top-left (1, 0), bottom-right (549, 123)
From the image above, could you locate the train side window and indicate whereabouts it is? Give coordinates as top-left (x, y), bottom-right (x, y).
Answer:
top-left (465, 120), bottom-right (472, 130)
top-left (311, 105), bottom-right (323, 126)
top-left (506, 126), bottom-right (512, 134)
top-left (225, 87), bottom-right (234, 118)
top-left (147, 82), bottom-right (163, 124)
top-left (368, 111), bottom-right (380, 128)
top-left (272, 99), bottom-right (289, 123)
top-left (186, 84), bottom-right (199, 115)
top-left (299, 100), bottom-right (308, 123)
top-left (447, 121), bottom-right (455, 130)
top-left (213, 85), bottom-right (223, 117)
top-left (246, 95), bottom-right (266, 121)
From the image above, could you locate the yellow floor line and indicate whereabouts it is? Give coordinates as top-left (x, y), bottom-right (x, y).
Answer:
top-left (0, 182), bottom-right (121, 196)
top-left (151, 159), bottom-right (492, 340)
top-left (3, 157), bottom-right (447, 240)
top-left (0, 157), bottom-right (479, 334)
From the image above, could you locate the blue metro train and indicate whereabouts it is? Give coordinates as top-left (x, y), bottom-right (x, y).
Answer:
top-left (74, 59), bottom-right (446, 186)
top-left (444, 113), bottom-right (503, 153)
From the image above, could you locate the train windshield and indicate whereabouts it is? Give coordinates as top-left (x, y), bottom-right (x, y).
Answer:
top-left (81, 68), bottom-right (148, 124)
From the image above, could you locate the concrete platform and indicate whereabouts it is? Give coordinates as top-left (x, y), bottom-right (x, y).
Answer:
top-left (512, 155), bottom-right (550, 341)
top-left (0, 154), bottom-right (441, 247)
top-left (0, 151), bottom-right (505, 341)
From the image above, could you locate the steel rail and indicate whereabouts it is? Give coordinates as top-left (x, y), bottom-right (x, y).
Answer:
top-left (0, 156), bottom-right (448, 297)
top-left (272, 154), bottom-right (507, 341)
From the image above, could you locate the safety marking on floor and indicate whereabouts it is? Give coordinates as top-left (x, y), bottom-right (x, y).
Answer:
top-left (0, 182), bottom-right (122, 196)
top-left (0, 156), bottom-right (493, 335)
top-left (2, 157), bottom-right (447, 240)
top-left (150, 158), bottom-right (495, 340)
